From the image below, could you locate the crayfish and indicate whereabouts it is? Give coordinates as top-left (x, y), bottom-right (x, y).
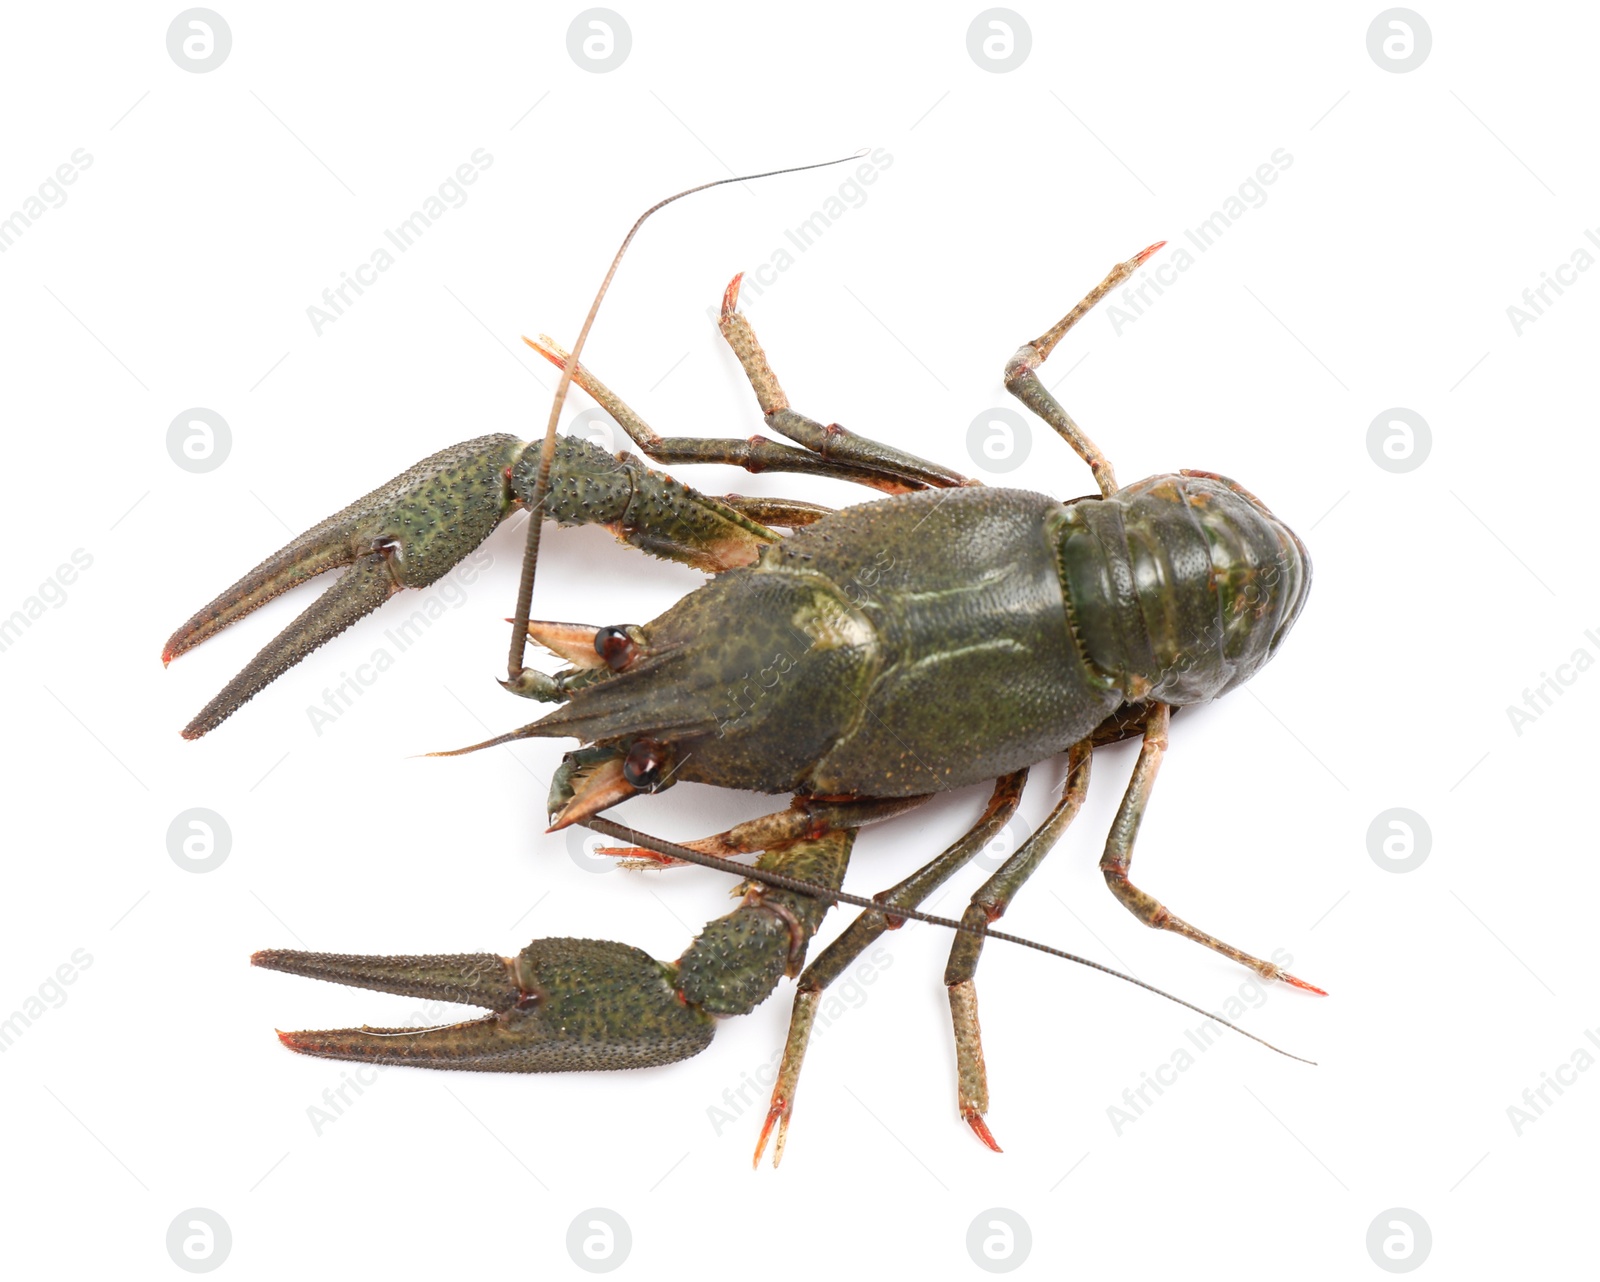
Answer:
top-left (166, 155), bottom-right (1317, 1165)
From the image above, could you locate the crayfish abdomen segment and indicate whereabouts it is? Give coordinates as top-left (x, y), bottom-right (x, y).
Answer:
top-left (1057, 472), bottom-right (1311, 707)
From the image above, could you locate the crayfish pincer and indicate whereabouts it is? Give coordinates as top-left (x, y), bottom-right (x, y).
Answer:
top-left (168, 158), bottom-right (1316, 1165)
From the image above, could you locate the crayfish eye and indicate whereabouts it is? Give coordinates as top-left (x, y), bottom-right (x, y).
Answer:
top-left (623, 738), bottom-right (669, 791)
top-left (594, 625), bottom-right (637, 671)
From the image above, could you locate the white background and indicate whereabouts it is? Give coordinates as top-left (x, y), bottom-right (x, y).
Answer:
top-left (2, 2), bottom-right (1595, 1277)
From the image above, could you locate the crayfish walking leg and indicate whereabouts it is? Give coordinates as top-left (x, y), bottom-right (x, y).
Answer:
top-left (525, 272), bottom-right (971, 496)
top-left (1004, 242), bottom-right (1167, 497)
top-left (942, 742), bottom-right (1093, 1151)
top-left (752, 771), bottom-right (1029, 1167)
top-left (1098, 704), bottom-right (1326, 993)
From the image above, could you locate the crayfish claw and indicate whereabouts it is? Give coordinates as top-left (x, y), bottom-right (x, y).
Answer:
top-left (179, 550), bottom-right (401, 740)
top-left (253, 948), bottom-right (519, 1008)
top-left (752, 1095), bottom-right (793, 1170)
top-left (167, 434), bottom-right (524, 737)
top-left (254, 939), bottom-right (714, 1072)
top-left (1279, 971), bottom-right (1329, 996)
top-left (1253, 959), bottom-right (1328, 995)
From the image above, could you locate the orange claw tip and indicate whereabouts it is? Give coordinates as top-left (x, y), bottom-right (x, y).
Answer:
top-left (752, 1102), bottom-right (785, 1168)
top-left (275, 1028), bottom-right (334, 1054)
top-left (521, 336), bottom-right (565, 369)
top-left (1283, 973), bottom-right (1329, 996)
top-left (1133, 240), bottom-right (1167, 264)
top-left (274, 1028), bottom-right (339, 1056)
top-left (965, 1111), bottom-right (1003, 1153)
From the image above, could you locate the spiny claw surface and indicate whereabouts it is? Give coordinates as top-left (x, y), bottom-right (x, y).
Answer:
top-left (168, 427), bottom-right (777, 737)
top-left (178, 551), bottom-right (401, 740)
top-left (167, 434), bottom-right (523, 737)
top-left (253, 939), bottom-right (712, 1072)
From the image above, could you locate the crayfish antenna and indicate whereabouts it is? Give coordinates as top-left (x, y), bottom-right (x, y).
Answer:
top-left (581, 817), bottom-right (1318, 1067)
